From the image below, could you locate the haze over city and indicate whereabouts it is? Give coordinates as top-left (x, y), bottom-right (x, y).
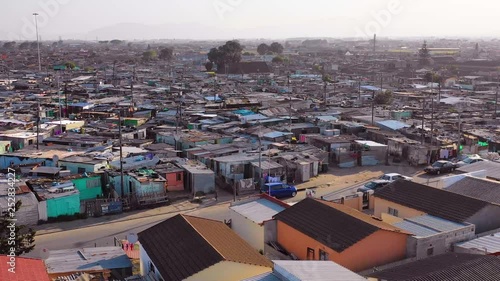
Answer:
top-left (1, 0), bottom-right (500, 41)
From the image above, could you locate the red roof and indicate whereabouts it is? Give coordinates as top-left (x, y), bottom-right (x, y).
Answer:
top-left (0, 255), bottom-right (50, 281)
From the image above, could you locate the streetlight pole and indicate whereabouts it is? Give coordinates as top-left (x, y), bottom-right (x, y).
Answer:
top-left (33, 13), bottom-right (41, 72)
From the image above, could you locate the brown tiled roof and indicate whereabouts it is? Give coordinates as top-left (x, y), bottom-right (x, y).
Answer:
top-left (185, 215), bottom-right (273, 268)
top-left (138, 214), bottom-right (271, 281)
top-left (273, 198), bottom-right (409, 253)
top-left (368, 253), bottom-right (500, 281)
top-left (375, 180), bottom-right (489, 223)
top-left (445, 177), bottom-right (500, 204)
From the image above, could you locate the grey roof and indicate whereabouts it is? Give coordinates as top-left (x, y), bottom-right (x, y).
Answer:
top-left (393, 215), bottom-right (469, 237)
top-left (445, 177), bottom-right (500, 204)
top-left (250, 160), bottom-right (283, 170)
top-left (242, 272), bottom-right (281, 281)
top-left (457, 161), bottom-right (500, 181)
top-left (273, 260), bottom-right (366, 281)
top-left (455, 232), bottom-right (500, 254)
top-left (44, 247), bottom-right (132, 274)
top-left (230, 198), bottom-right (286, 224)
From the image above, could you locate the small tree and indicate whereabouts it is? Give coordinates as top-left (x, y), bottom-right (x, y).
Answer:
top-left (159, 48), bottom-right (174, 61)
top-left (0, 201), bottom-right (36, 256)
top-left (142, 50), bottom-right (158, 61)
top-left (270, 42), bottom-right (284, 54)
top-left (419, 41), bottom-right (431, 66)
top-left (272, 56), bottom-right (285, 63)
top-left (374, 90), bottom-right (393, 105)
top-left (65, 61), bottom-right (76, 70)
top-left (205, 61), bottom-right (214, 72)
top-left (257, 43), bottom-right (270, 55)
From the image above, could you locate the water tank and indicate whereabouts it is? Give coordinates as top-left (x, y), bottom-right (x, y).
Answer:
top-left (323, 130), bottom-right (335, 136)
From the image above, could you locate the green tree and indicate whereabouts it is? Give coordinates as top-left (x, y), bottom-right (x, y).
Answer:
top-left (424, 72), bottom-right (442, 83)
top-left (257, 43), bottom-right (270, 55)
top-left (207, 40), bottom-right (243, 69)
top-left (0, 201), bottom-right (36, 256)
top-left (374, 90), bottom-right (393, 105)
top-left (30, 42), bottom-right (38, 49)
top-left (142, 50), bottom-right (158, 61)
top-left (19, 42), bottom-right (30, 49)
top-left (419, 41), bottom-right (431, 66)
top-left (270, 42), bottom-right (284, 54)
top-left (2, 41), bottom-right (16, 49)
top-left (205, 61), bottom-right (214, 72)
top-left (159, 47), bottom-right (174, 61)
top-left (272, 56), bottom-right (285, 63)
top-left (65, 61), bottom-right (76, 69)
top-left (110, 39), bottom-right (123, 45)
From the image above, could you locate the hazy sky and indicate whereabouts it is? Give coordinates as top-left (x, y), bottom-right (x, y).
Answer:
top-left (1, 0), bottom-right (499, 41)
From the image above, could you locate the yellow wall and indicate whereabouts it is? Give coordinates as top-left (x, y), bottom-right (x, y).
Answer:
top-left (374, 197), bottom-right (426, 219)
top-left (229, 208), bottom-right (265, 252)
top-left (277, 221), bottom-right (408, 272)
top-left (186, 261), bottom-right (272, 281)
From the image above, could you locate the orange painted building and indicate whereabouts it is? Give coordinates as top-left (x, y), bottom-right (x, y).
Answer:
top-left (274, 198), bottom-right (410, 272)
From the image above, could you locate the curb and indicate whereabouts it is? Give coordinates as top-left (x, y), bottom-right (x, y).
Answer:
top-left (35, 199), bottom-right (233, 237)
top-left (35, 205), bottom-right (198, 237)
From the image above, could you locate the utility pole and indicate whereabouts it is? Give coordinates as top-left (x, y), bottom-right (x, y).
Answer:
top-left (57, 74), bottom-right (62, 135)
top-left (495, 76), bottom-right (499, 119)
top-left (64, 81), bottom-right (68, 118)
top-left (371, 89), bottom-right (375, 126)
top-left (130, 66), bottom-right (135, 113)
top-left (118, 109), bottom-right (124, 198)
top-left (288, 74), bottom-right (292, 143)
top-left (33, 13), bottom-right (41, 72)
top-left (112, 61), bottom-right (116, 87)
top-left (36, 101), bottom-right (40, 150)
top-left (430, 78), bottom-right (434, 146)
top-left (257, 121), bottom-right (262, 190)
top-left (421, 96), bottom-right (425, 145)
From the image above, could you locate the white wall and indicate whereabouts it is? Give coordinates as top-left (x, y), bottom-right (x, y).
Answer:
top-left (38, 200), bottom-right (47, 221)
top-left (230, 208), bottom-right (265, 253)
top-left (140, 246), bottom-right (164, 281)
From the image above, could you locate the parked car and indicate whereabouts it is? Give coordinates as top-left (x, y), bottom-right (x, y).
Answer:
top-left (356, 180), bottom-right (391, 193)
top-left (455, 156), bottom-right (487, 167)
top-left (424, 160), bottom-right (458, 175)
top-left (379, 173), bottom-right (413, 182)
top-left (261, 182), bottom-right (297, 198)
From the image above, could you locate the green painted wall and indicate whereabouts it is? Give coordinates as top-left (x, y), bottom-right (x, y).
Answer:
top-left (47, 193), bottom-right (80, 218)
top-left (71, 176), bottom-right (103, 200)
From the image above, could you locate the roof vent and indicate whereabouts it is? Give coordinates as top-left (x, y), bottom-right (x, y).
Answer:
top-left (77, 250), bottom-right (88, 260)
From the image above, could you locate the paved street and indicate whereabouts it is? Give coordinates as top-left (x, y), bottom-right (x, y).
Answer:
top-left (26, 164), bottom-right (452, 259)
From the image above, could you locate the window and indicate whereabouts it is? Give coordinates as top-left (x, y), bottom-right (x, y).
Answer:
top-left (60, 166), bottom-right (67, 170)
top-left (176, 173), bottom-right (182, 181)
top-left (319, 249), bottom-right (329, 261)
top-left (427, 247), bottom-right (434, 256)
top-left (77, 167), bottom-right (86, 174)
top-left (307, 248), bottom-right (315, 260)
top-left (86, 178), bottom-right (101, 188)
top-left (149, 261), bottom-right (156, 273)
top-left (388, 207), bottom-right (399, 217)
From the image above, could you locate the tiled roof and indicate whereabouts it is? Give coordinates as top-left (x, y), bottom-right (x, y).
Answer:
top-left (375, 180), bottom-right (489, 223)
top-left (185, 215), bottom-right (272, 267)
top-left (138, 214), bottom-right (272, 281)
top-left (445, 177), bottom-right (500, 204)
top-left (368, 253), bottom-right (500, 281)
top-left (0, 255), bottom-right (50, 281)
top-left (273, 198), bottom-right (409, 253)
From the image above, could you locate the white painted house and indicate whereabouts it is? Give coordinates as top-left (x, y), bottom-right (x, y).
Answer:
top-left (229, 194), bottom-right (289, 253)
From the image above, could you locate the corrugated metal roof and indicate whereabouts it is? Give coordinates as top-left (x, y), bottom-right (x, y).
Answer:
top-left (393, 221), bottom-right (439, 237)
top-left (274, 260), bottom-right (366, 281)
top-left (376, 120), bottom-right (410, 130)
top-left (406, 215), bottom-right (469, 232)
top-left (455, 233), bottom-right (500, 253)
top-left (250, 160), bottom-right (283, 170)
top-left (230, 198), bottom-right (286, 224)
top-left (393, 215), bottom-right (469, 237)
top-left (44, 247), bottom-right (132, 274)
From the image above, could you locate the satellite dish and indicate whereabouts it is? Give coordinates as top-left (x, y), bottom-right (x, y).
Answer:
top-left (127, 233), bottom-right (138, 244)
top-left (40, 248), bottom-right (50, 260)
